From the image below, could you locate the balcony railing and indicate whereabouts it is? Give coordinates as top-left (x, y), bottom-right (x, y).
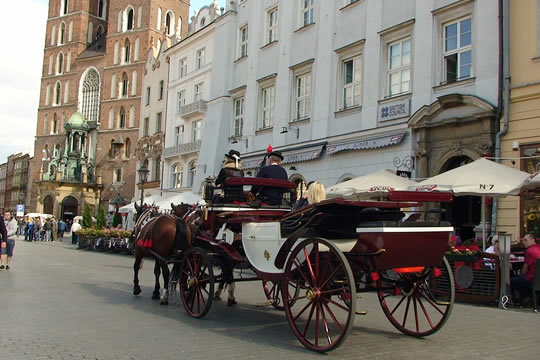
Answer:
top-left (163, 140), bottom-right (201, 158)
top-left (179, 100), bottom-right (207, 117)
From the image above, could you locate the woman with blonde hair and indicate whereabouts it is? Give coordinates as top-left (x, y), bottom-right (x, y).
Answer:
top-left (307, 181), bottom-right (326, 205)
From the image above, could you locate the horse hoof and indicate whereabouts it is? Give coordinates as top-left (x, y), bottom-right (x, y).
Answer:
top-left (133, 287), bottom-right (142, 296)
top-left (160, 300), bottom-right (169, 305)
top-left (152, 293), bottom-right (160, 300)
top-left (227, 299), bottom-right (237, 307)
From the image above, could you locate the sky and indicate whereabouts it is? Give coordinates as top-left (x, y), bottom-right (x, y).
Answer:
top-left (0, 0), bottom-right (214, 164)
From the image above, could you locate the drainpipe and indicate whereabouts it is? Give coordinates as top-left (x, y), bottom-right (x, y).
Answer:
top-left (491, 0), bottom-right (510, 236)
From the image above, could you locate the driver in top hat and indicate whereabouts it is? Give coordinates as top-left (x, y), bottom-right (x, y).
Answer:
top-left (215, 150), bottom-right (244, 202)
top-left (250, 151), bottom-right (288, 205)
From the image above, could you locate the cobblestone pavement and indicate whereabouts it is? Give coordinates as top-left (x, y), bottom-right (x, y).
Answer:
top-left (1, 237), bottom-right (538, 359)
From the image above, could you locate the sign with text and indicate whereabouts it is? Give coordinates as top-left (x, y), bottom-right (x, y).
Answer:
top-left (379, 98), bottom-right (410, 122)
top-left (16, 204), bottom-right (25, 217)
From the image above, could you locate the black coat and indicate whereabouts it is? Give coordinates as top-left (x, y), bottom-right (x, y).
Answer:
top-left (215, 167), bottom-right (245, 200)
top-left (0, 217), bottom-right (7, 244)
top-left (253, 164), bottom-right (288, 205)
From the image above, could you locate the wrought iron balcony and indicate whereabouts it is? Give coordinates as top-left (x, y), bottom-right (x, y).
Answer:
top-left (163, 140), bottom-right (201, 158)
top-left (179, 100), bottom-right (207, 118)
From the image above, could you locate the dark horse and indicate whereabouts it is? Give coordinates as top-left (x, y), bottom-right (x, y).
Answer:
top-left (132, 202), bottom-right (192, 304)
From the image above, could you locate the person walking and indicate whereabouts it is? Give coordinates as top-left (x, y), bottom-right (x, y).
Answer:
top-left (1, 212), bottom-right (17, 270)
top-left (33, 218), bottom-right (41, 241)
top-left (24, 218), bottom-right (32, 241)
top-left (58, 219), bottom-right (66, 239)
top-left (51, 218), bottom-right (58, 241)
top-left (71, 220), bottom-right (81, 245)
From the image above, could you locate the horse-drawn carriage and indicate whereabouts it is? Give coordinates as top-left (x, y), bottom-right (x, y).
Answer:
top-left (135, 177), bottom-right (456, 352)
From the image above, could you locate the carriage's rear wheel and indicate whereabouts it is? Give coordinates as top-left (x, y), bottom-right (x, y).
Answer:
top-left (179, 247), bottom-right (214, 318)
top-left (376, 256), bottom-right (454, 337)
top-left (282, 238), bottom-right (356, 352)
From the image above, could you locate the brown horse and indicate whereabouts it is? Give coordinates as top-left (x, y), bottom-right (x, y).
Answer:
top-left (132, 202), bottom-right (192, 304)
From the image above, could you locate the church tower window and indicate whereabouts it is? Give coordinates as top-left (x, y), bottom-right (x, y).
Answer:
top-left (80, 68), bottom-right (100, 123)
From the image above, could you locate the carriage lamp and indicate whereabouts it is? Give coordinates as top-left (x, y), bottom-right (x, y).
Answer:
top-left (137, 163), bottom-right (149, 206)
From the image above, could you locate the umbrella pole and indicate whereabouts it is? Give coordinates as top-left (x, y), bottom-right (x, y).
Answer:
top-left (482, 195), bottom-right (486, 251)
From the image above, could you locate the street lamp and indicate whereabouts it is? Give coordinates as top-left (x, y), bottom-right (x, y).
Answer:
top-left (137, 163), bottom-right (149, 206)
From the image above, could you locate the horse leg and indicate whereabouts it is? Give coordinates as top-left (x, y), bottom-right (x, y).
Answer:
top-left (152, 260), bottom-right (161, 300)
top-left (133, 254), bottom-right (142, 295)
top-left (159, 261), bottom-right (170, 305)
top-left (227, 282), bottom-right (237, 307)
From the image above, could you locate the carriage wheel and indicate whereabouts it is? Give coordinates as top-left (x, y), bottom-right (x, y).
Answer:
top-left (179, 247), bottom-right (214, 318)
top-left (168, 263), bottom-right (181, 306)
top-left (282, 238), bottom-right (356, 352)
top-left (376, 256), bottom-right (455, 337)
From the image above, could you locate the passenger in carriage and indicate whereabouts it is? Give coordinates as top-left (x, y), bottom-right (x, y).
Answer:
top-left (249, 151), bottom-right (288, 205)
top-left (292, 181), bottom-right (326, 211)
top-left (215, 150), bottom-right (245, 202)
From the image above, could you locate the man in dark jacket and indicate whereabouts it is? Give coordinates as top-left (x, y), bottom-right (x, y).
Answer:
top-left (0, 214), bottom-right (7, 269)
top-left (251, 151), bottom-right (288, 205)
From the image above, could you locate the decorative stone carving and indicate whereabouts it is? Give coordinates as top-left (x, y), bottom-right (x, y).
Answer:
top-left (413, 148), bottom-right (427, 157)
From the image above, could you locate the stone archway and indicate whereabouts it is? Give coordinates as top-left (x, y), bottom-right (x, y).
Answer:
top-left (61, 195), bottom-right (79, 221)
top-left (43, 195), bottom-right (54, 215)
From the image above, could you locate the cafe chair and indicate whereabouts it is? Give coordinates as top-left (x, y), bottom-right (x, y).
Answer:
top-left (533, 258), bottom-right (540, 313)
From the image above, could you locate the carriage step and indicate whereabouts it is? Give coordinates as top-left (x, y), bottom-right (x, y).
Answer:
top-left (356, 310), bottom-right (368, 315)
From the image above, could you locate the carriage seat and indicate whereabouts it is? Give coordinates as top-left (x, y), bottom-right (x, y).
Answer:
top-left (225, 177), bottom-right (296, 208)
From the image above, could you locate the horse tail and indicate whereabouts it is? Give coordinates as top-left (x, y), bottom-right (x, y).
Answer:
top-left (175, 219), bottom-right (191, 252)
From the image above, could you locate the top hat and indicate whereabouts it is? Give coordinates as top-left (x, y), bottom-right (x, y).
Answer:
top-left (268, 151), bottom-right (284, 161)
top-left (225, 149), bottom-right (241, 160)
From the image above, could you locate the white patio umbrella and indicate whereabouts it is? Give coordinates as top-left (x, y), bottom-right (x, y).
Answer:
top-left (413, 158), bottom-right (530, 249)
top-left (326, 169), bottom-right (416, 200)
top-left (519, 171), bottom-right (540, 191)
top-left (118, 194), bottom-right (165, 213)
top-left (25, 213), bottom-right (53, 219)
top-left (155, 191), bottom-right (204, 211)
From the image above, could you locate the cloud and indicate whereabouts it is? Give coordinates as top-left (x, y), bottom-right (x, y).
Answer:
top-left (0, 0), bottom-right (47, 163)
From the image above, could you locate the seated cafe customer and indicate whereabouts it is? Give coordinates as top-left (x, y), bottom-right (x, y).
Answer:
top-left (510, 233), bottom-right (540, 306)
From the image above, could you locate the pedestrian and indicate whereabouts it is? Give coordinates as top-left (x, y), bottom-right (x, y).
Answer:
top-left (1, 212), bottom-right (17, 270)
top-left (58, 219), bottom-right (66, 239)
top-left (71, 220), bottom-right (81, 245)
top-left (51, 217), bottom-right (58, 241)
top-left (24, 218), bottom-right (31, 241)
top-left (44, 219), bottom-right (52, 241)
top-left (33, 218), bottom-right (40, 241)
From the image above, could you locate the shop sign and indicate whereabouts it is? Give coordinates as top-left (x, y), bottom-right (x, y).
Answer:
top-left (379, 99), bottom-right (410, 122)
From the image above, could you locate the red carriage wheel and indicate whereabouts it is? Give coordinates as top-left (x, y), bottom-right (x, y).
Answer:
top-left (262, 279), bottom-right (300, 310)
top-left (376, 256), bottom-right (455, 337)
top-left (282, 238), bottom-right (356, 352)
top-left (179, 247), bottom-right (215, 318)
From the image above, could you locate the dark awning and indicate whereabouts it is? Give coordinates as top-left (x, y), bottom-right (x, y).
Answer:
top-left (326, 132), bottom-right (406, 155)
top-left (242, 143), bottom-right (326, 170)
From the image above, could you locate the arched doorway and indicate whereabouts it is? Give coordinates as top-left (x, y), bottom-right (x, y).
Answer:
top-left (61, 196), bottom-right (78, 222)
top-left (43, 195), bottom-right (54, 215)
top-left (440, 156), bottom-right (481, 241)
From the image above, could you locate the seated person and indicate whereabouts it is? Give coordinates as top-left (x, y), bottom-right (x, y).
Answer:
top-left (293, 181), bottom-right (326, 211)
top-left (510, 233), bottom-right (540, 306)
top-left (483, 236), bottom-right (500, 270)
top-left (249, 151), bottom-right (288, 205)
top-left (292, 181), bottom-right (314, 211)
top-left (215, 150), bottom-right (244, 202)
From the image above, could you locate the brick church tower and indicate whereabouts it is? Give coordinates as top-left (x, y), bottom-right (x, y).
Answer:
top-left (29, 0), bottom-right (189, 219)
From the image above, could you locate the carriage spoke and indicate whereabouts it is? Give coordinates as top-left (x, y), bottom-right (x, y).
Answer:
top-left (319, 263), bottom-right (344, 290)
top-left (322, 300), bottom-right (344, 333)
top-left (418, 288), bottom-right (446, 315)
top-left (412, 294), bottom-right (419, 333)
top-left (416, 294), bottom-right (434, 329)
top-left (319, 301), bottom-right (333, 345)
top-left (389, 295), bottom-right (406, 316)
top-left (301, 301), bottom-right (317, 336)
top-left (325, 296), bottom-right (351, 313)
top-left (401, 296), bottom-right (412, 328)
top-left (293, 299), bottom-right (314, 322)
top-left (315, 299), bottom-right (320, 347)
top-left (304, 247), bottom-right (317, 285)
top-left (293, 258), bottom-right (313, 286)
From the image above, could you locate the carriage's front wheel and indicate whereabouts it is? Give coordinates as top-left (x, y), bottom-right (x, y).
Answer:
top-left (282, 238), bottom-right (356, 352)
top-left (376, 256), bottom-right (454, 337)
top-left (179, 247), bottom-right (214, 318)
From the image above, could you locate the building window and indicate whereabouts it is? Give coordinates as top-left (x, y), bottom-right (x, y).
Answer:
top-left (521, 144), bottom-right (540, 236)
top-left (158, 80), bottom-right (164, 100)
top-left (174, 125), bottom-right (184, 145)
top-left (143, 117), bottom-right (149, 136)
top-left (172, 163), bottom-right (182, 188)
top-left (233, 97), bottom-right (244, 137)
top-left (165, 11), bottom-right (175, 36)
top-left (196, 48), bottom-right (205, 69)
top-left (188, 160), bottom-right (196, 187)
top-left (192, 120), bottom-right (202, 142)
top-left (114, 168), bottom-right (122, 184)
top-left (387, 38), bottom-right (411, 96)
top-left (156, 112), bottom-right (162, 133)
top-left (194, 83), bottom-right (203, 102)
top-left (98, 0), bottom-right (105, 18)
top-left (81, 69), bottom-right (101, 123)
top-left (294, 72), bottom-right (311, 121)
top-left (341, 55), bottom-right (362, 109)
top-left (342, 0), bottom-right (359, 7)
top-left (56, 52), bottom-right (64, 74)
top-left (267, 7), bottom-right (278, 44)
top-left (60, 0), bottom-right (68, 15)
top-left (145, 87), bottom-right (150, 105)
top-left (302, 0), bottom-right (314, 27)
top-left (124, 39), bottom-right (131, 63)
top-left (153, 156), bottom-right (161, 181)
top-left (55, 82), bottom-right (62, 105)
top-left (178, 58), bottom-right (187, 78)
top-left (52, 117), bottom-right (58, 134)
top-left (239, 25), bottom-right (248, 58)
top-left (126, 8), bottom-right (134, 31)
top-left (59, 22), bottom-right (66, 45)
top-left (177, 90), bottom-right (185, 112)
top-left (443, 17), bottom-right (472, 83)
top-left (122, 73), bottom-right (128, 97)
top-left (261, 85), bottom-right (275, 129)
top-left (119, 107), bottom-right (126, 128)
top-left (125, 138), bottom-right (131, 157)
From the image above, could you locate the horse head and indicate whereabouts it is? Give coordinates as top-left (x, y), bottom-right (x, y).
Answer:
top-left (171, 202), bottom-right (191, 218)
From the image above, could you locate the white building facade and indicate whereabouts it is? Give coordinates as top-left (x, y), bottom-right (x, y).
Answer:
top-left (195, 0), bottom-right (499, 192)
top-left (162, 4), bottom-right (222, 194)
